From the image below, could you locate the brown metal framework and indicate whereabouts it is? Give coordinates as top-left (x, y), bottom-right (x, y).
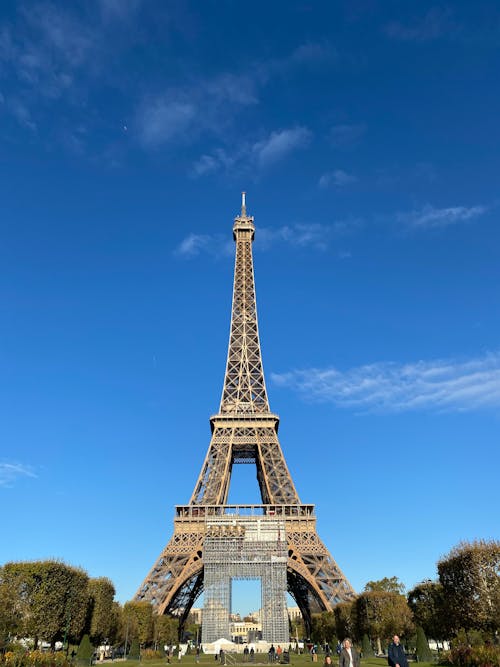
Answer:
top-left (135, 195), bottom-right (355, 635)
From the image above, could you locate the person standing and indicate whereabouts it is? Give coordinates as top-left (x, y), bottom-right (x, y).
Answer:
top-left (388, 636), bottom-right (408, 667)
top-left (339, 639), bottom-right (360, 667)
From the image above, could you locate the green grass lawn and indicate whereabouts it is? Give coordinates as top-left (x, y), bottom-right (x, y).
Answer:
top-left (118, 656), bottom-right (434, 667)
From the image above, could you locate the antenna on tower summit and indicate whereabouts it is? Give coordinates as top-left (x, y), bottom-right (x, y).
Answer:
top-left (241, 191), bottom-right (246, 217)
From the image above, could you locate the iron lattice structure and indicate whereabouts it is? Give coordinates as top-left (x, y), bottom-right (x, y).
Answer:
top-left (135, 195), bottom-right (355, 637)
top-left (202, 515), bottom-right (288, 644)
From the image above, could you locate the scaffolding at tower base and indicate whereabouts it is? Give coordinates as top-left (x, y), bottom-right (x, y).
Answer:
top-left (202, 515), bottom-right (289, 645)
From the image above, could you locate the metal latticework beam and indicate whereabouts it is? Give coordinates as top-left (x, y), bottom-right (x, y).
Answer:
top-left (135, 196), bottom-right (355, 639)
top-left (202, 516), bottom-right (288, 645)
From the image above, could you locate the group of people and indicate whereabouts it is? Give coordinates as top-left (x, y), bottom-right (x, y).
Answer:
top-left (322, 635), bottom-right (408, 667)
top-left (268, 644), bottom-right (285, 663)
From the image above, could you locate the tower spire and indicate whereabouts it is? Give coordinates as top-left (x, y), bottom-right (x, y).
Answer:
top-left (241, 191), bottom-right (246, 217)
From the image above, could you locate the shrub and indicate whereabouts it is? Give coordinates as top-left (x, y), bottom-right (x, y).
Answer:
top-left (2, 651), bottom-right (71, 667)
top-left (141, 649), bottom-right (163, 660)
top-left (76, 635), bottom-right (93, 664)
top-left (128, 639), bottom-right (140, 660)
top-left (362, 635), bottom-right (374, 657)
top-left (440, 644), bottom-right (500, 667)
top-left (416, 626), bottom-right (432, 662)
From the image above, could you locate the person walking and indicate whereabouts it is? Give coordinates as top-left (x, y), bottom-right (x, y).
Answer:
top-left (388, 636), bottom-right (408, 667)
top-left (339, 639), bottom-right (360, 667)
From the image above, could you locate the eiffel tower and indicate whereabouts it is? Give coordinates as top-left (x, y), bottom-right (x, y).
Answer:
top-left (135, 194), bottom-right (355, 638)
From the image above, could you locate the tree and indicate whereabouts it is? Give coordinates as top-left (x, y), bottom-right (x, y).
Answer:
top-left (88, 578), bottom-right (116, 645)
top-left (123, 601), bottom-right (154, 645)
top-left (154, 615), bottom-right (178, 649)
top-left (415, 626), bottom-right (432, 662)
top-left (437, 540), bottom-right (500, 638)
top-left (364, 577), bottom-right (405, 595)
top-left (0, 569), bottom-right (22, 647)
top-left (311, 612), bottom-right (336, 645)
top-left (407, 580), bottom-right (449, 641)
top-left (354, 591), bottom-right (414, 654)
top-left (1, 560), bottom-right (89, 649)
top-left (333, 602), bottom-right (354, 642)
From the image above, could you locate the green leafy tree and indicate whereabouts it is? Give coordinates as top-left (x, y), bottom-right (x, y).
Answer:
top-left (0, 569), bottom-right (21, 647)
top-left (407, 580), bottom-right (449, 641)
top-left (107, 601), bottom-right (122, 646)
top-left (123, 601), bottom-right (154, 645)
top-left (311, 612), bottom-right (336, 645)
top-left (290, 616), bottom-right (305, 643)
top-left (437, 540), bottom-right (500, 638)
top-left (1, 561), bottom-right (89, 649)
top-left (364, 577), bottom-right (405, 595)
top-left (354, 591), bottom-right (414, 654)
top-left (415, 626), bottom-right (432, 662)
top-left (154, 615), bottom-right (179, 649)
top-left (333, 602), bottom-right (354, 642)
top-left (88, 578), bottom-right (116, 645)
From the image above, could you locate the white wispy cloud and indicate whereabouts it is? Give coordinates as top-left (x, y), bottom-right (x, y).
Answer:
top-left (271, 352), bottom-right (500, 413)
top-left (175, 220), bottom-right (355, 258)
top-left (252, 127), bottom-right (311, 167)
top-left (398, 204), bottom-right (487, 229)
top-left (191, 126), bottom-right (312, 177)
top-left (0, 3), bottom-right (103, 133)
top-left (384, 7), bottom-right (454, 42)
top-left (0, 462), bottom-right (37, 488)
top-left (174, 233), bottom-right (233, 259)
top-left (191, 148), bottom-right (236, 177)
top-left (255, 224), bottom-right (329, 251)
top-left (319, 169), bottom-right (357, 189)
top-left (136, 74), bottom-right (258, 149)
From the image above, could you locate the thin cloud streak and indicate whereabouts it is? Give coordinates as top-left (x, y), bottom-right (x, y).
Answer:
top-left (271, 352), bottom-right (500, 413)
top-left (174, 233), bottom-right (233, 259)
top-left (384, 8), bottom-right (454, 42)
top-left (253, 127), bottom-right (311, 167)
top-left (175, 220), bottom-right (353, 258)
top-left (398, 204), bottom-right (487, 228)
top-left (191, 126), bottom-right (312, 176)
top-left (0, 462), bottom-right (37, 488)
top-left (319, 169), bottom-right (357, 189)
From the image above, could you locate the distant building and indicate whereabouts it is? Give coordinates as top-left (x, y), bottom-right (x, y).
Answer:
top-left (189, 608), bottom-right (203, 625)
top-left (230, 619), bottom-right (262, 644)
top-left (288, 606), bottom-right (302, 621)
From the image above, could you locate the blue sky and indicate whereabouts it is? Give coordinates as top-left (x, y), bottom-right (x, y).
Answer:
top-left (1, 0), bottom-right (499, 617)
